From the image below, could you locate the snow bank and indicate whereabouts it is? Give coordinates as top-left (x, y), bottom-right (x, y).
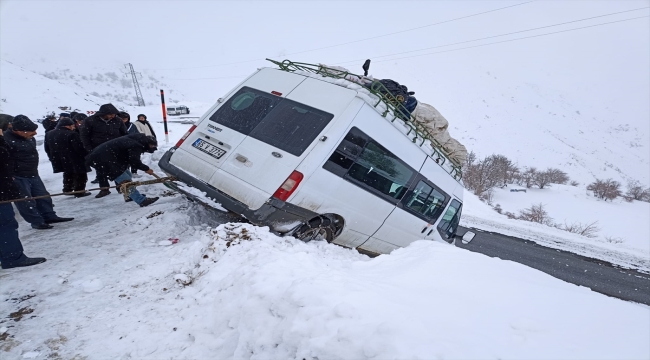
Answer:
top-left (5, 221), bottom-right (648, 359)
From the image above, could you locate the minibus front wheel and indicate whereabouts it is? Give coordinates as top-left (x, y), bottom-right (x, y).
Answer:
top-left (292, 215), bottom-right (338, 243)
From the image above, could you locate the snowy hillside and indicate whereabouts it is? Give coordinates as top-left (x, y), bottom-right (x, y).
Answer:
top-left (0, 57), bottom-right (188, 111)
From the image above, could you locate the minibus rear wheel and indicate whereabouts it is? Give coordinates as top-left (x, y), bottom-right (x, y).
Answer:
top-left (293, 215), bottom-right (337, 243)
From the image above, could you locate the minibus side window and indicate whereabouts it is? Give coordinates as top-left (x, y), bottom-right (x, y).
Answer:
top-left (402, 180), bottom-right (449, 222)
top-left (324, 127), bottom-right (415, 204)
top-left (437, 200), bottom-right (462, 240)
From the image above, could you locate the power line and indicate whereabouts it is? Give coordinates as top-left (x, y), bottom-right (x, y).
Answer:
top-left (151, 0), bottom-right (535, 71)
top-left (334, 6), bottom-right (649, 65)
top-left (167, 75), bottom-right (250, 80)
top-left (163, 14), bottom-right (648, 81)
top-left (353, 15), bottom-right (648, 65)
top-left (282, 0), bottom-right (537, 57)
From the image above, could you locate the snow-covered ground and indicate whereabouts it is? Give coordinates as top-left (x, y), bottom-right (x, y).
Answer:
top-left (2, 28), bottom-right (649, 357)
top-left (1, 118), bottom-right (649, 359)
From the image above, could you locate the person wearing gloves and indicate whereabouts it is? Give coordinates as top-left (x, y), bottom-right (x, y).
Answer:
top-left (79, 103), bottom-right (127, 194)
top-left (44, 118), bottom-right (91, 197)
top-left (0, 114), bottom-right (47, 269)
top-left (86, 133), bottom-right (160, 207)
top-left (4, 115), bottom-right (74, 230)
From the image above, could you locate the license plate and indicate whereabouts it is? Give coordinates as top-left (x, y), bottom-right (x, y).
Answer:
top-left (192, 138), bottom-right (226, 159)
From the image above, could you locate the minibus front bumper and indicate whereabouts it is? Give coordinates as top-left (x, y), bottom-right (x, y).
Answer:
top-left (158, 148), bottom-right (318, 232)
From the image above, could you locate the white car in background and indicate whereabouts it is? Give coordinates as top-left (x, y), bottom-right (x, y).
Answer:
top-left (166, 105), bottom-right (190, 116)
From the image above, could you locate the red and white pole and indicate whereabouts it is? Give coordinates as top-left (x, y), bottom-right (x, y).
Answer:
top-left (160, 89), bottom-right (169, 144)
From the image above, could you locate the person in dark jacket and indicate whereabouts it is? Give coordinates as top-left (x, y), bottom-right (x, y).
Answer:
top-left (73, 113), bottom-right (87, 133)
top-left (0, 115), bottom-right (47, 269)
top-left (5, 115), bottom-right (74, 229)
top-left (86, 133), bottom-right (159, 207)
top-left (119, 112), bottom-right (142, 175)
top-left (42, 115), bottom-right (57, 133)
top-left (119, 112), bottom-right (140, 135)
top-left (80, 104), bottom-right (126, 188)
top-left (44, 118), bottom-right (91, 197)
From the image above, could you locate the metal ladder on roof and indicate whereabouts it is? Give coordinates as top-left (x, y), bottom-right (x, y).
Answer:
top-left (266, 59), bottom-right (463, 181)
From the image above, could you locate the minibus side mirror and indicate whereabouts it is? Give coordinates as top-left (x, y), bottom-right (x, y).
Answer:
top-left (460, 231), bottom-right (476, 244)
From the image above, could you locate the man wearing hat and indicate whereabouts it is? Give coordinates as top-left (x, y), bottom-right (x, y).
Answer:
top-left (0, 114), bottom-right (46, 269)
top-left (45, 118), bottom-right (91, 197)
top-left (42, 114), bottom-right (57, 133)
top-left (79, 104), bottom-right (127, 196)
top-left (4, 115), bottom-right (74, 229)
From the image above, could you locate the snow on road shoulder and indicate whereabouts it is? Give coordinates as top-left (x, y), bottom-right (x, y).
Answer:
top-left (2, 219), bottom-right (649, 359)
top-left (462, 189), bottom-right (650, 272)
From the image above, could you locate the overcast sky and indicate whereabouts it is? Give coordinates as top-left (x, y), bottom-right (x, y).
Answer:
top-left (1, 0), bottom-right (648, 118)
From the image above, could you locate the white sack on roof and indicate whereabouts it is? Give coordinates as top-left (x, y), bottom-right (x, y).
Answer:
top-left (443, 138), bottom-right (468, 165)
top-left (414, 102), bottom-right (467, 165)
top-left (413, 103), bottom-right (449, 134)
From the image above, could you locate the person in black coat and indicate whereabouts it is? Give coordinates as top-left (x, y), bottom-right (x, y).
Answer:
top-left (42, 115), bottom-right (57, 133)
top-left (86, 133), bottom-right (159, 207)
top-left (5, 115), bottom-right (74, 229)
top-left (80, 103), bottom-right (126, 188)
top-left (44, 118), bottom-right (91, 197)
top-left (79, 104), bottom-right (126, 152)
top-left (73, 113), bottom-right (87, 133)
top-left (119, 112), bottom-right (140, 135)
top-left (0, 115), bottom-right (47, 269)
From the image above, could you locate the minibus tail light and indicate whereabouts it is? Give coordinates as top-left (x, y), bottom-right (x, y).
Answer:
top-left (273, 171), bottom-right (304, 201)
top-left (175, 125), bottom-right (197, 147)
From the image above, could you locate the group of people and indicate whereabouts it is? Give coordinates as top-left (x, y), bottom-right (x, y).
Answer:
top-left (0, 104), bottom-right (161, 270)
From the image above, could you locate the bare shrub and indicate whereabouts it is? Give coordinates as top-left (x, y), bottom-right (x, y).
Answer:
top-left (517, 203), bottom-right (553, 225)
top-left (570, 180), bottom-right (579, 187)
top-left (504, 211), bottom-right (517, 219)
top-left (625, 179), bottom-right (650, 202)
top-left (532, 168), bottom-right (569, 189)
top-left (479, 188), bottom-right (494, 205)
top-left (519, 167), bottom-right (537, 189)
top-left (546, 168), bottom-right (570, 185)
top-left (587, 178), bottom-right (621, 201)
top-left (493, 204), bottom-right (503, 214)
top-left (463, 152), bottom-right (517, 195)
top-left (604, 236), bottom-right (624, 244)
top-left (555, 221), bottom-right (600, 238)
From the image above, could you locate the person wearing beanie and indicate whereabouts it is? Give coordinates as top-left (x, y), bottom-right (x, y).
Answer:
top-left (86, 134), bottom-right (159, 207)
top-left (45, 118), bottom-right (91, 197)
top-left (4, 115), bottom-right (74, 229)
top-left (0, 115), bottom-right (47, 269)
top-left (79, 103), bottom-right (127, 194)
top-left (69, 111), bottom-right (79, 120)
top-left (42, 114), bottom-right (57, 133)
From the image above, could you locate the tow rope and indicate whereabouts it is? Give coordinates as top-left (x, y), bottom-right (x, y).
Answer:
top-left (0, 175), bottom-right (177, 205)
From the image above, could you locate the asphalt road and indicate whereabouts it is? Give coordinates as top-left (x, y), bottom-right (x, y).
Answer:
top-left (457, 226), bottom-right (650, 305)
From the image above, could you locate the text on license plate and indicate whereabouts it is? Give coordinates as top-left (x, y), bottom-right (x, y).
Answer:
top-left (192, 138), bottom-right (226, 159)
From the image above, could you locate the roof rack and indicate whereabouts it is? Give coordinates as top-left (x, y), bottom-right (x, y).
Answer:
top-left (266, 59), bottom-right (463, 181)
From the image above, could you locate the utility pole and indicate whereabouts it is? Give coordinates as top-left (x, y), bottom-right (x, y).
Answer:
top-left (125, 63), bottom-right (146, 106)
